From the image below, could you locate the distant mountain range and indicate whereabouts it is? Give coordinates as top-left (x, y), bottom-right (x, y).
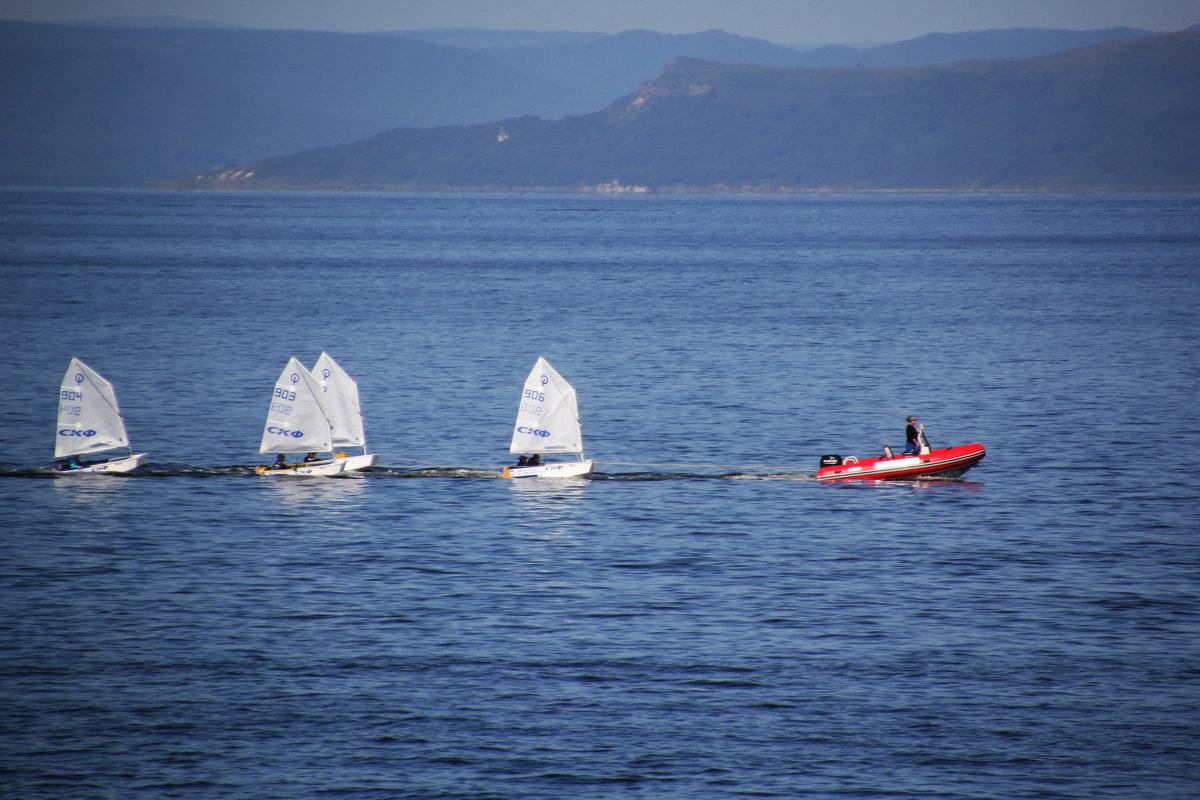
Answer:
top-left (172, 32), bottom-right (1200, 193)
top-left (1, 19), bottom-right (1197, 189)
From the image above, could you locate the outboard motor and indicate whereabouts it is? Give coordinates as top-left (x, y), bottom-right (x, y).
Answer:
top-left (819, 454), bottom-right (842, 467)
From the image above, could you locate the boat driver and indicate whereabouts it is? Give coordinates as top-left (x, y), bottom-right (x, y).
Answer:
top-left (903, 416), bottom-right (923, 455)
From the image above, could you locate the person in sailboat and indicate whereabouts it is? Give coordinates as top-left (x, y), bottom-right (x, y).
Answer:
top-left (516, 456), bottom-right (528, 467)
top-left (56, 454), bottom-right (82, 471)
top-left (303, 452), bottom-right (319, 463)
top-left (268, 454), bottom-right (288, 470)
top-left (903, 416), bottom-right (923, 455)
top-left (528, 454), bottom-right (541, 466)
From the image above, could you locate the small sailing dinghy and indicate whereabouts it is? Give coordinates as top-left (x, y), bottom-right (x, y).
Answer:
top-left (502, 357), bottom-right (595, 479)
top-left (311, 352), bottom-right (378, 472)
top-left (256, 357), bottom-right (344, 476)
top-left (54, 358), bottom-right (146, 473)
top-left (815, 432), bottom-right (984, 482)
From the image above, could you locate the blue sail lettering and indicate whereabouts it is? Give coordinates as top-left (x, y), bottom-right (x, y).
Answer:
top-left (267, 426), bottom-right (304, 438)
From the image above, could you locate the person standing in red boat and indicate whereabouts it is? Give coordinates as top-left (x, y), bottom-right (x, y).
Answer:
top-left (903, 415), bottom-right (923, 455)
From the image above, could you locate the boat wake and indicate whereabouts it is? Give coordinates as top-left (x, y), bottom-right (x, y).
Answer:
top-left (592, 470), bottom-right (813, 481)
top-left (1, 465), bottom-right (812, 481)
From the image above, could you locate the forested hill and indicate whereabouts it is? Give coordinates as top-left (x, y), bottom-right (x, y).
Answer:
top-left (174, 32), bottom-right (1200, 193)
top-left (2, 19), bottom-right (1185, 187)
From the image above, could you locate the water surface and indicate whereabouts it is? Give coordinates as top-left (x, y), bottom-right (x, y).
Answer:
top-left (1, 190), bottom-right (1198, 799)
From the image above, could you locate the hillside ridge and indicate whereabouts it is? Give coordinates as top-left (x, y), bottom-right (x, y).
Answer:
top-left (168, 31), bottom-right (1200, 193)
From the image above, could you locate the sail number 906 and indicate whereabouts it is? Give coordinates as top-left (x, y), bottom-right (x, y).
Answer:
top-left (523, 389), bottom-right (545, 402)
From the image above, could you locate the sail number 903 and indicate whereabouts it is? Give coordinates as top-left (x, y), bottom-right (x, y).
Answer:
top-left (274, 387), bottom-right (297, 402)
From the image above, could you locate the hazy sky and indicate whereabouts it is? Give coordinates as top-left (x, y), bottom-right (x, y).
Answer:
top-left (2, 0), bottom-right (1198, 45)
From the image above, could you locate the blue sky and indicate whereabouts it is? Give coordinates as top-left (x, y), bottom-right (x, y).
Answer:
top-left (2, 0), bottom-right (1198, 44)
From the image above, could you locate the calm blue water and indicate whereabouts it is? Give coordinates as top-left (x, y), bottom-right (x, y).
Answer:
top-left (1, 189), bottom-right (1198, 799)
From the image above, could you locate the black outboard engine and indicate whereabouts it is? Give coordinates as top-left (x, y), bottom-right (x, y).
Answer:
top-left (819, 454), bottom-right (842, 467)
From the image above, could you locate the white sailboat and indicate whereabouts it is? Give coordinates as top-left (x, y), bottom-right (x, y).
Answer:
top-left (311, 352), bottom-right (378, 472)
top-left (54, 358), bottom-right (146, 473)
top-left (502, 357), bottom-right (595, 479)
top-left (256, 357), bottom-right (344, 476)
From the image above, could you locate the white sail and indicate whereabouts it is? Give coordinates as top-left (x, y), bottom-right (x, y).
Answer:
top-left (311, 352), bottom-right (365, 450)
top-left (56, 358), bottom-right (132, 458)
top-left (509, 357), bottom-right (584, 455)
top-left (260, 357), bottom-right (334, 454)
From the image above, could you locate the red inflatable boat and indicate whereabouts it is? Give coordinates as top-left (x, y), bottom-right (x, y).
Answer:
top-left (815, 437), bottom-right (985, 482)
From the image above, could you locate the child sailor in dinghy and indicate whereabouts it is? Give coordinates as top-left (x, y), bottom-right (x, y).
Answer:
top-left (502, 358), bottom-right (594, 479)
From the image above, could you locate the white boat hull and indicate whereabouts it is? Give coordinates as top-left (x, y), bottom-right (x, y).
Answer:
top-left (336, 453), bottom-right (378, 472)
top-left (257, 459), bottom-right (345, 476)
top-left (503, 459), bottom-right (595, 479)
top-left (58, 453), bottom-right (146, 474)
